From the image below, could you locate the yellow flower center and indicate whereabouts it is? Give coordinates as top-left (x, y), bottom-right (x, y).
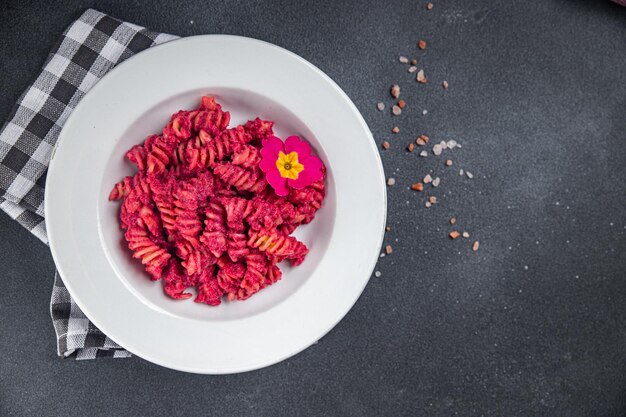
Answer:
top-left (276, 151), bottom-right (304, 180)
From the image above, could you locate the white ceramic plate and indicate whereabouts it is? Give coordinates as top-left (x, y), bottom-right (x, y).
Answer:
top-left (46, 35), bottom-right (386, 374)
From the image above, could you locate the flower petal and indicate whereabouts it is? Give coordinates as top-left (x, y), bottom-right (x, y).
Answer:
top-left (288, 155), bottom-right (324, 189)
top-left (259, 152), bottom-right (276, 172)
top-left (266, 168), bottom-right (289, 196)
top-left (284, 136), bottom-right (312, 159)
top-left (259, 137), bottom-right (285, 173)
top-left (262, 136), bottom-right (285, 155)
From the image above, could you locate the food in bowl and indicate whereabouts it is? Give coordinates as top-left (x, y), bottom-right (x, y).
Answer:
top-left (109, 96), bottom-right (326, 306)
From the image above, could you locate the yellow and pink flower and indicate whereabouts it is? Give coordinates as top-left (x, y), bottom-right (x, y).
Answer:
top-left (259, 136), bottom-right (324, 196)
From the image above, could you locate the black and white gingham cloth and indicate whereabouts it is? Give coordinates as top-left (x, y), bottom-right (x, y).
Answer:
top-left (0, 9), bottom-right (178, 359)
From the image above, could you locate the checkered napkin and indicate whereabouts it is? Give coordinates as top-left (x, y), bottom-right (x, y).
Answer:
top-left (0, 9), bottom-right (178, 359)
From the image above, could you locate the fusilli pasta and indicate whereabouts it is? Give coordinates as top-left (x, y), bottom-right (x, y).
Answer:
top-left (109, 96), bottom-right (326, 305)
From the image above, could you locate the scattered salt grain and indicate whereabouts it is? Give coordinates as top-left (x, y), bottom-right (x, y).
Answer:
top-left (442, 80), bottom-right (449, 89)
top-left (447, 140), bottom-right (457, 149)
top-left (377, 102), bottom-right (385, 111)
top-left (459, 169), bottom-right (464, 176)
top-left (390, 84), bottom-right (400, 98)
top-left (417, 69), bottom-right (427, 83)
top-left (408, 66), bottom-right (417, 73)
top-left (462, 231), bottom-right (469, 238)
top-left (375, 271), bottom-right (382, 277)
top-left (440, 140), bottom-right (447, 149)
top-left (385, 245), bottom-right (393, 254)
top-left (387, 178), bottom-right (396, 186)
top-left (425, 202), bottom-right (432, 208)
top-left (399, 56), bottom-right (409, 64)
top-left (472, 241), bottom-right (480, 251)
top-left (411, 182), bottom-right (424, 191)
top-left (466, 171), bottom-right (474, 179)
top-left (433, 144), bottom-right (443, 156)
top-left (424, 174), bottom-right (433, 183)
top-left (392, 105), bottom-right (402, 116)
top-left (422, 109), bottom-right (428, 115)
top-left (420, 150), bottom-right (428, 157)
top-left (432, 177), bottom-right (441, 187)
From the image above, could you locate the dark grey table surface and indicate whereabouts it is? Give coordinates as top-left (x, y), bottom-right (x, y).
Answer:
top-left (1, 0), bottom-right (625, 416)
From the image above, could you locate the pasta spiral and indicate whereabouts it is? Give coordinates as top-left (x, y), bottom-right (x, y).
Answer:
top-left (109, 96), bottom-right (325, 305)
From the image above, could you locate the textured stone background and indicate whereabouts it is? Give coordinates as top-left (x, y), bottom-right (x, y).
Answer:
top-left (1, 1), bottom-right (625, 416)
